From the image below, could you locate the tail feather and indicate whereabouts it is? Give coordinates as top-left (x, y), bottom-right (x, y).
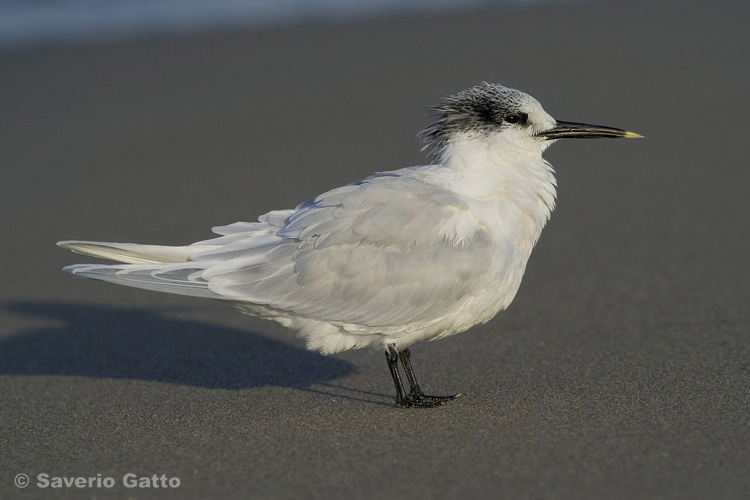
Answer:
top-left (57, 240), bottom-right (218, 264)
top-left (63, 262), bottom-right (222, 299)
top-left (58, 240), bottom-right (224, 299)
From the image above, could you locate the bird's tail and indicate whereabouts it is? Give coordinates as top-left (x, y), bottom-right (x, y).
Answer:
top-left (57, 240), bottom-right (207, 264)
top-left (57, 240), bottom-right (223, 299)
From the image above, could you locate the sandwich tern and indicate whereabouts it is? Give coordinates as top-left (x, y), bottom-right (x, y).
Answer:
top-left (58, 83), bottom-right (641, 408)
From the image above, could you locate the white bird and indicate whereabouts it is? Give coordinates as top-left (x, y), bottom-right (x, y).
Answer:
top-left (58, 83), bottom-right (641, 408)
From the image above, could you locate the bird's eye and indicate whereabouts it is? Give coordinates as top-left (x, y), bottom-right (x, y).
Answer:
top-left (505, 113), bottom-right (528, 125)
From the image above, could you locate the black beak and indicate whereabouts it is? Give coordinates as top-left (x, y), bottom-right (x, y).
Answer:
top-left (535, 121), bottom-right (643, 140)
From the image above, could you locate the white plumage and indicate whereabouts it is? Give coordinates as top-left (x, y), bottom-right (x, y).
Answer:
top-left (59, 83), bottom-right (639, 407)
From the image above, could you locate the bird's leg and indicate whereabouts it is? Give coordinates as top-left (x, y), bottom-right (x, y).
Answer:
top-left (399, 348), bottom-right (461, 406)
top-left (399, 348), bottom-right (425, 399)
top-left (385, 344), bottom-right (461, 408)
top-left (385, 344), bottom-right (408, 406)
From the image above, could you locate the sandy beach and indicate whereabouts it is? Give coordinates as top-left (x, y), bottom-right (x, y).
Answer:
top-left (1, 0), bottom-right (749, 498)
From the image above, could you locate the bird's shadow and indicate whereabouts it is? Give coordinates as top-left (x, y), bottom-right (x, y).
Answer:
top-left (0, 301), bottom-right (358, 391)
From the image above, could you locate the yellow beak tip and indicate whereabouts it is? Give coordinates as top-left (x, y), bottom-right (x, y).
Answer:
top-left (622, 131), bottom-right (644, 139)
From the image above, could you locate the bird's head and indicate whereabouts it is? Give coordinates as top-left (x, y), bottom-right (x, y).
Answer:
top-left (420, 82), bottom-right (641, 162)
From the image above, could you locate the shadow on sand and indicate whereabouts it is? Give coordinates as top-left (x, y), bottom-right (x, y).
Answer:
top-left (0, 301), bottom-right (358, 391)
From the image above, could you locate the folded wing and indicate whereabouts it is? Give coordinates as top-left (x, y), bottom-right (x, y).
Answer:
top-left (197, 173), bottom-right (494, 329)
top-left (60, 172), bottom-right (494, 331)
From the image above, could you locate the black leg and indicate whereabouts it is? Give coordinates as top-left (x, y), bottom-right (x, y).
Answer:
top-left (385, 344), bottom-right (461, 408)
top-left (385, 345), bottom-right (408, 406)
top-left (399, 348), bottom-right (424, 399)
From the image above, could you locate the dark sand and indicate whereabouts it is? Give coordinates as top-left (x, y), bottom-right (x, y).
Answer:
top-left (1, 0), bottom-right (749, 498)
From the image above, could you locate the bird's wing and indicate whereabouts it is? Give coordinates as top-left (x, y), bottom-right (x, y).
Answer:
top-left (195, 173), bottom-right (494, 330)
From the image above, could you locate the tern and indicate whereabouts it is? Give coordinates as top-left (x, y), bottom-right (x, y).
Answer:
top-left (58, 83), bottom-right (641, 408)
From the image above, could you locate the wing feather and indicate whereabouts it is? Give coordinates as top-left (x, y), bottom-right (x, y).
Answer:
top-left (61, 171), bottom-right (495, 333)
top-left (199, 172), bottom-right (494, 329)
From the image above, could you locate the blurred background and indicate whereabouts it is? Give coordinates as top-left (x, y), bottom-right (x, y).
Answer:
top-left (1, 0), bottom-right (749, 499)
top-left (0, 0), bottom-right (589, 48)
